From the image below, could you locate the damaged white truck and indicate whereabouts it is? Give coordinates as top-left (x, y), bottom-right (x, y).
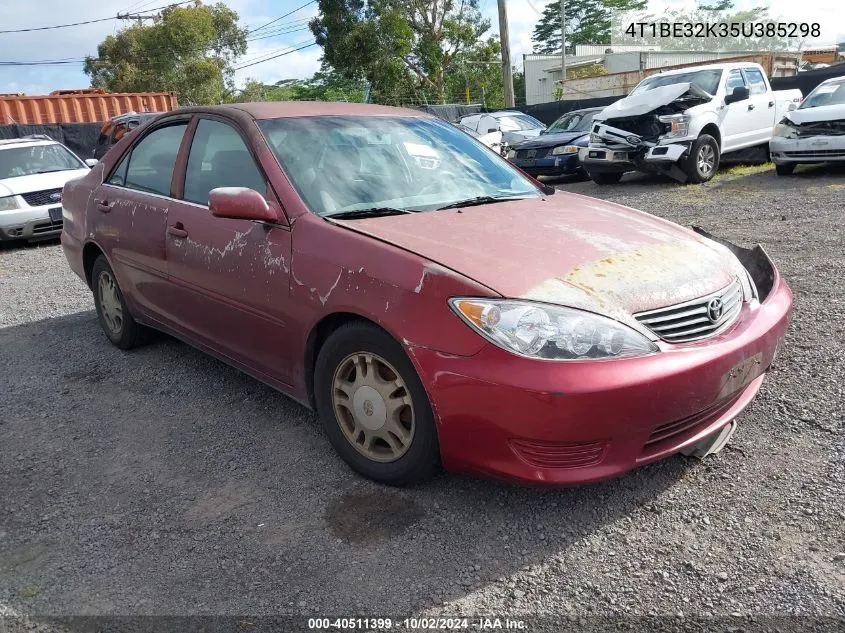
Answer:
top-left (581, 62), bottom-right (803, 184)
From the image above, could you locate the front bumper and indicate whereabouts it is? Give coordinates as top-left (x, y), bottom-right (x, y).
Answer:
top-left (0, 204), bottom-right (64, 241)
top-left (770, 134), bottom-right (845, 164)
top-left (511, 153), bottom-right (583, 177)
top-left (409, 260), bottom-right (793, 486)
top-left (579, 142), bottom-right (689, 173)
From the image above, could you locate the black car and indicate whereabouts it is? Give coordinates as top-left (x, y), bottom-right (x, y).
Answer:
top-left (92, 112), bottom-right (160, 160)
top-left (507, 107), bottom-right (603, 179)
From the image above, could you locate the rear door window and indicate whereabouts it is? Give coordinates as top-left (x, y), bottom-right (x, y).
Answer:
top-left (743, 68), bottom-right (768, 95)
top-left (183, 119), bottom-right (266, 206)
top-left (122, 123), bottom-right (187, 197)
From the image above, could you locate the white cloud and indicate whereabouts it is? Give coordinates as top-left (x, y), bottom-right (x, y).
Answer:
top-left (0, 0), bottom-right (321, 95)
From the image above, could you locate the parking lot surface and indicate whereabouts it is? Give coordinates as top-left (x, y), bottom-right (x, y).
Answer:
top-left (1, 165), bottom-right (843, 619)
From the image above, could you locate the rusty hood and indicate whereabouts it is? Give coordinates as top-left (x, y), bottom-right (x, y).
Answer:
top-left (335, 192), bottom-right (742, 319)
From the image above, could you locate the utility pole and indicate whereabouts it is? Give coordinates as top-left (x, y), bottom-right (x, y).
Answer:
top-left (116, 12), bottom-right (158, 26)
top-left (497, 0), bottom-right (515, 108)
top-left (559, 0), bottom-right (566, 98)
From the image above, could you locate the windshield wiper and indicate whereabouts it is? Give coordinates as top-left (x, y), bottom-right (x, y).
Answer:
top-left (325, 207), bottom-right (417, 220)
top-left (434, 195), bottom-right (529, 211)
top-left (34, 168), bottom-right (70, 174)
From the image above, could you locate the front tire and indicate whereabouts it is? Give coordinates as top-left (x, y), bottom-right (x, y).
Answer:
top-left (775, 163), bottom-right (796, 176)
top-left (91, 255), bottom-right (147, 350)
top-left (588, 171), bottom-right (624, 185)
top-left (683, 134), bottom-right (720, 184)
top-left (314, 322), bottom-right (440, 486)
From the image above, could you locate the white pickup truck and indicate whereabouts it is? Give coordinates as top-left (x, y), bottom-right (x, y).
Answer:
top-left (580, 62), bottom-right (803, 184)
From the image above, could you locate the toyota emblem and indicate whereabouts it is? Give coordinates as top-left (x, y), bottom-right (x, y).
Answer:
top-left (50, 192), bottom-right (61, 201)
top-left (706, 298), bottom-right (724, 323)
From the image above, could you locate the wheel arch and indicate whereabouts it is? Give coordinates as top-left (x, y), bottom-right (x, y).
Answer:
top-left (304, 311), bottom-right (397, 409)
top-left (699, 123), bottom-right (722, 149)
top-left (82, 240), bottom-right (107, 289)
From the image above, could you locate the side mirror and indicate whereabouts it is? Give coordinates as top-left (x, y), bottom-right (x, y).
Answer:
top-left (787, 103), bottom-right (797, 112)
top-left (208, 187), bottom-right (280, 223)
top-left (725, 86), bottom-right (750, 105)
top-left (84, 158), bottom-right (98, 167)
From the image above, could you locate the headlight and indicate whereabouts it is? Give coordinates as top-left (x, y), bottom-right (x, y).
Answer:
top-left (0, 196), bottom-right (20, 211)
top-left (449, 298), bottom-right (658, 361)
top-left (658, 114), bottom-right (691, 138)
top-left (506, 149), bottom-right (516, 159)
top-left (773, 123), bottom-right (798, 139)
top-left (552, 145), bottom-right (579, 155)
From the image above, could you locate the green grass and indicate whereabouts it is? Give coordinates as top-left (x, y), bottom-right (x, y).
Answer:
top-left (713, 162), bottom-right (774, 180)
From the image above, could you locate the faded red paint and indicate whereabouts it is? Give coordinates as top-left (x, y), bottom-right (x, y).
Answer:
top-left (61, 102), bottom-right (793, 485)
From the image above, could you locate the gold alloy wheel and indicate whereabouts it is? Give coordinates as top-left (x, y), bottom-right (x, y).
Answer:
top-left (331, 352), bottom-right (415, 463)
top-left (98, 271), bottom-right (124, 336)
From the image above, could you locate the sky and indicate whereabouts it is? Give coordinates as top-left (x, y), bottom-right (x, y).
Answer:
top-left (1, 0), bottom-right (842, 96)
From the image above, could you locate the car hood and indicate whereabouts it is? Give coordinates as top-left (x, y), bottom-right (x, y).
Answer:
top-left (596, 83), bottom-right (703, 120)
top-left (785, 103), bottom-right (845, 124)
top-left (337, 193), bottom-right (743, 325)
top-left (513, 131), bottom-right (588, 149)
top-left (0, 169), bottom-right (89, 197)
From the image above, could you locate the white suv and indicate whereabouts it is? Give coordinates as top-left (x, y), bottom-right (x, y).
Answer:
top-left (0, 136), bottom-right (92, 242)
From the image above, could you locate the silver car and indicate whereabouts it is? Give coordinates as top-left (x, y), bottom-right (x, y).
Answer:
top-left (770, 75), bottom-right (845, 175)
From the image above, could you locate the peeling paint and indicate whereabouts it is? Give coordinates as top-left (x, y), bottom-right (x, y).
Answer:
top-left (414, 270), bottom-right (426, 294)
top-left (261, 241), bottom-right (289, 274)
top-left (317, 271), bottom-right (343, 306)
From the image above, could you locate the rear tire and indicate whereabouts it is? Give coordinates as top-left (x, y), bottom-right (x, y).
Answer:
top-left (314, 322), bottom-right (440, 486)
top-left (91, 255), bottom-right (148, 350)
top-left (589, 171), bottom-right (624, 185)
top-left (775, 163), bottom-right (796, 176)
top-left (683, 134), bottom-right (720, 184)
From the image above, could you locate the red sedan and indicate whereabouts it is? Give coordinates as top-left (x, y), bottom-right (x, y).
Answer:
top-left (61, 103), bottom-right (793, 486)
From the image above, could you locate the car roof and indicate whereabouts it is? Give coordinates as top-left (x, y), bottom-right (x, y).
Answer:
top-left (555, 107), bottom-right (604, 116)
top-left (171, 101), bottom-right (430, 121)
top-left (818, 75), bottom-right (845, 86)
top-left (650, 61), bottom-right (762, 77)
top-left (0, 138), bottom-right (58, 150)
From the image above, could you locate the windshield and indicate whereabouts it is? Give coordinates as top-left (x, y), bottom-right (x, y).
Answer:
top-left (499, 113), bottom-right (545, 131)
top-left (257, 116), bottom-right (541, 216)
top-left (546, 112), bottom-right (595, 134)
top-left (630, 69), bottom-right (722, 96)
top-left (0, 144), bottom-right (85, 179)
top-left (799, 79), bottom-right (845, 109)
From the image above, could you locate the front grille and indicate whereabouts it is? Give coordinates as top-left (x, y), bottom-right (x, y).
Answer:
top-left (634, 279), bottom-right (743, 343)
top-left (21, 188), bottom-right (62, 207)
top-left (515, 148), bottom-right (549, 160)
top-left (784, 149), bottom-right (845, 158)
top-left (510, 438), bottom-right (608, 469)
top-left (643, 392), bottom-right (742, 452)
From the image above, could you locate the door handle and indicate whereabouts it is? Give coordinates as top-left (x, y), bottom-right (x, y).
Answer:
top-left (747, 104), bottom-right (755, 110)
top-left (95, 199), bottom-right (113, 213)
top-left (768, 100), bottom-right (775, 108)
top-left (167, 223), bottom-right (188, 239)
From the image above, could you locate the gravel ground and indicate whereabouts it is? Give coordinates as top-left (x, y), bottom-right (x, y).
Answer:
top-left (0, 163), bottom-right (843, 626)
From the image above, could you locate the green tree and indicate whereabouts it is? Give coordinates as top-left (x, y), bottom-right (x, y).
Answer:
top-left (445, 37), bottom-right (504, 107)
top-left (229, 67), bottom-right (368, 103)
top-left (84, 1), bottom-right (247, 105)
top-left (310, 0), bottom-right (490, 104)
top-left (532, 0), bottom-right (648, 54)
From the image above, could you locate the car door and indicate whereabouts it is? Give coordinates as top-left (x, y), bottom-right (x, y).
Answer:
top-left (91, 119), bottom-right (189, 318)
top-left (719, 69), bottom-right (751, 152)
top-left (742, 67), bottom-right (777, 145)
top-left (161, 116), bottom-right (295, 384)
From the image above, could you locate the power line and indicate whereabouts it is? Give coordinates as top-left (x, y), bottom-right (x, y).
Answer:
top-left (246, 25), bottom-right (311, 42)
top-left (234, 41), bottom-right (318, 70)
top-left (248, 0), bottom-right (317, 36)
top-left (0, 1), bottom-right (191, 34)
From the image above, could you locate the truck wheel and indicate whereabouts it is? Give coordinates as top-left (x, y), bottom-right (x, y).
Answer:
top-left (684, 134), bottom-right (720, 184)
top-left (589, 171), bottom-right (623, 185)
top-left (775, 163), bottom-right (795, 176)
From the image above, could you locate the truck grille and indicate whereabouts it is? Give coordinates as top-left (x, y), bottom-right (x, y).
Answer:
top-left (21, 188), bottom-right (62, 207)
top-left (633, 279), bottom-right (743, 343)
top-left (784, 149), bottom-right (845, 158)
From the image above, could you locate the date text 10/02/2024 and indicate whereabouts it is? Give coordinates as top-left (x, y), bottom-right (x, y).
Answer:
top-left (307, 618), bottom-right (528, 630)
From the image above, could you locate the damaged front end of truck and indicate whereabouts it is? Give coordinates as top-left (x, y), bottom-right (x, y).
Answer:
top-left (581, 82), bottom-right (713, 183)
